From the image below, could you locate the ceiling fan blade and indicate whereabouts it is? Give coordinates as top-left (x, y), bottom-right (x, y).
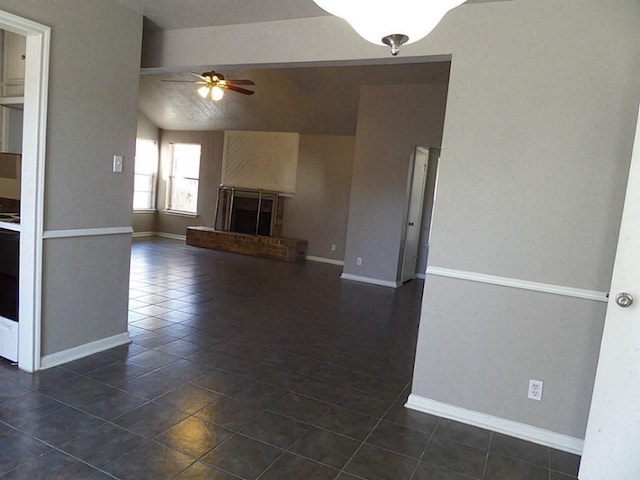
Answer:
top-left (225, 79), bottom-right (255, 86)
top-left (162, 80), bottom-right (208, 84)
top-left (224, 84), bottom-right (255, 95)
top-left (189, 72), bottom-right (208, 81)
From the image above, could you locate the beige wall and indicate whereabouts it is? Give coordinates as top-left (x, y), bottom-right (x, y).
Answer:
top-left (132, 212), bottom-right (155, 234)
top-left (416, 278), bottom-right (607, 436)
top-left (2, 0), bottom-right (632, 444)
top-left (282, 135), bottom-right (355, 260)
top-left (412, 0), bottom-right (640, 439)
top-left (155, 131), bottom-right (356, 262)
top-left (136, 110), bottom-right (159, 141)
top-left (342, 84), bottom-right (449, 283)
top-left (139, 0), bottom-right (640, 442)
top-left (0, 0), bottom-right (143, 355)
top-left (42, 235), bottom-right (133, 354)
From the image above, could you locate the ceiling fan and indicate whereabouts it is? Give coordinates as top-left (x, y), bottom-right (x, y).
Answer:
top-left (163, 71), bottom-right (255, 101)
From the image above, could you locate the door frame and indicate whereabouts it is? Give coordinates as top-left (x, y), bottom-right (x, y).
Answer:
top-left (401, 146), bottom-right (429, 283)
top-left (0, 9), bottom-right (50, 372)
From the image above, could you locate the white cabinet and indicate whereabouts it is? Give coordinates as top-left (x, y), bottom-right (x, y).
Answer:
top-left (2, 31), bottom-right (25, 97)
top-left (0, 152), bottom-right (20, 200)
top-left (0, 30), bottom-right (25, 154)
top-left (1, 106), bottom-right (22, 153)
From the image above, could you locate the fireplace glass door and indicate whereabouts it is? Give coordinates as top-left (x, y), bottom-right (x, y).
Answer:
top-left (215, 187), bottom-right (278, 237)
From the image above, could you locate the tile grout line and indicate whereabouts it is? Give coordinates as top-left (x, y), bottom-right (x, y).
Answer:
top-left (2, 240), bottom-right (514, 479)
top-left (408, 409), bottom-right (440, 480)
top-left (335, 379), bottom-right (415, 479)
top-left (480, 431), bottom-right (493, 480)
top-left (15, 376), bottom-right (245, 479)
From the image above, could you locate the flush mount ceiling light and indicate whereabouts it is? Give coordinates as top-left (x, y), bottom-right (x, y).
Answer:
top-left (313, 0), bottom-right (466, 55)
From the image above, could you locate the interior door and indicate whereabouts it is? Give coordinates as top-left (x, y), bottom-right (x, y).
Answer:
top-left (401, 147), bottom-right (428, 283)
top-left (580, 107), bottom-right (640, 478)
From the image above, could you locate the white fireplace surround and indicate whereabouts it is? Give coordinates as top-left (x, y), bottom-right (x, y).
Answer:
top-left (221, 130), bottom-right (300, 195)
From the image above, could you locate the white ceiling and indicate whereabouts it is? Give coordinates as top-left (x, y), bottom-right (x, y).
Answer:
top-left (114, 0), bottom-right (329, 30)
top-left (125, 0), bottom-right (504, 132)
top-left (140, 62), bottom-right (451, 134)
top-left (115, 0), bottom-right (505, 30)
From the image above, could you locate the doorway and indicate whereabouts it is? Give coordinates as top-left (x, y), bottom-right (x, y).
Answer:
top-left (401, 146), bottom-right (440, 283)
top-left (0, 9), bottom-right (50, 372)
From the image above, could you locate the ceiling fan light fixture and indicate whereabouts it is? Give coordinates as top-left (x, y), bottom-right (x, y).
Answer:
top-left (164, 70), bottom-right (255, 99)
top-left (312, 0), bottom-right (466, 55)
top-left (211, 85), bottom-right (225, 101)
top-left (197, 84), bottom-right (225, 101)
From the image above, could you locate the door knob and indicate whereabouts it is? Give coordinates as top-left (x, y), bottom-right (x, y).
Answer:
top-left (615, 292), bottom-right (633, 308)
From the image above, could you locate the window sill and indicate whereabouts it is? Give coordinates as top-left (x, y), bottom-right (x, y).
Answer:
top-left (162, 210), bottom-right (199, 218)
top-left (133, 209), bottom-right (157, 214)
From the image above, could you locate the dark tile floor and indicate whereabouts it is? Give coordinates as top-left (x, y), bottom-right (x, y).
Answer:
top-left (0, 238), bottom-right (581, 479)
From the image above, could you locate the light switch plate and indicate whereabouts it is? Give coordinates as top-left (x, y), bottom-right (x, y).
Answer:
top-left (113, 155), bottom-right (123, 173)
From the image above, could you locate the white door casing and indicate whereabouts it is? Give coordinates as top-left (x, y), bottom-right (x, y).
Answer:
top-left (580, 106), bottom-right (640, 478)
top-left (0, 10), bottom-right (50, 373)
top-left (402, 147), bottom-right (428, 283)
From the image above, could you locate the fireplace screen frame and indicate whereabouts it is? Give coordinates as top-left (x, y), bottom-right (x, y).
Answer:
top-left (214, 186), bottom-right (281, 237)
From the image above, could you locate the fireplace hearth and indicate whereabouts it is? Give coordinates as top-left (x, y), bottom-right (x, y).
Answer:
top-left (192, 186), bottom-right (306, 262)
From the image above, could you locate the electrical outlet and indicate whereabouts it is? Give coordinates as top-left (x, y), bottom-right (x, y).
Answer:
top-left (528, 379), bottom-right (543, 401)
top-left (331, 244), bottom-right (336, 252)
top-left (356, 257), bottom-right (362, 266)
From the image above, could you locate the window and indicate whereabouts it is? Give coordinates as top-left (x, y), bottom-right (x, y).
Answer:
top-left (167, 143), bottom-right (201, 214)
top-left (133, 139), bottom-right (158, 210)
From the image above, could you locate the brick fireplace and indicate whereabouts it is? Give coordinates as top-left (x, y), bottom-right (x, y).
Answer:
top-left (187, 187), bottom-right (306, 262)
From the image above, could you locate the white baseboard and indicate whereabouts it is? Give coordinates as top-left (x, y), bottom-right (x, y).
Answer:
top-left (40, 332), bottom-right (131, 370)
top-left (340, 273), bottom-right (401, 288)
top-left (406, 394), bottom-right (583, 455)
top-left (416, 273), bottom-right (426, 280)
top-left (132, 231), bottom-right (154, 238)
top-left (156, 232), bottom-right (187, 241)
top-left (306, 255), bottom-right (344, 266)
top-left (131, 231), bottom-right (186, 241)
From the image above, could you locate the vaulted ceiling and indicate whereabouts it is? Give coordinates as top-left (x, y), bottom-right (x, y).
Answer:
top-left (139, 62), bottom-right (451, 134)
top-left (121, 0), bottom-right (501, 133)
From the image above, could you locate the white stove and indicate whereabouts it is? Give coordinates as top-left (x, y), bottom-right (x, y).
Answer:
top-left (0, 225), bottom-right (19, 362)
